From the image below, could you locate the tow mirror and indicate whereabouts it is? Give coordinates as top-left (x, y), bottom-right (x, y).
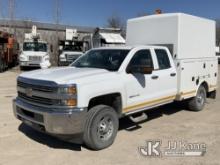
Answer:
top-left (128, 65), bottom-right (153, 74)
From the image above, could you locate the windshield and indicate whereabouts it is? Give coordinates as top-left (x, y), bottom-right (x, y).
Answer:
top-left (63, 45), bottom-right (82, 52)
top-left (23, 42), bottom-right (47, 52)
top-left (71, 49), bottom-right (130, 71)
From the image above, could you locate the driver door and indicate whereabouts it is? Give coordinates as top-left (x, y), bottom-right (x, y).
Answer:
top-left (123, 49), bottom-right (163, 113)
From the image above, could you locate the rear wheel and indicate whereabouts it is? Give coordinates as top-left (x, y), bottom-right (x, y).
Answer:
top-left (188, 85), bottom-right (207, 111)
top-left (83, 105), bottom-right (119, 150)
top-left (3, 61), bottom-right (7, 71)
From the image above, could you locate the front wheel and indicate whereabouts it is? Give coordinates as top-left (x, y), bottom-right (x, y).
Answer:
top-left (187, 85), bottom-right (207, 111)
top-left (83, 105), bottom-right (119, 150)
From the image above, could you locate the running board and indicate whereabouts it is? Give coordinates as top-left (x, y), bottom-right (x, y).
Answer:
top-left (129, 113), bottom-right (148, 123)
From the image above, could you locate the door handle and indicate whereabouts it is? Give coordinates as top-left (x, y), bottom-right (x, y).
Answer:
top-left (170, 73), bottom-right (176, 77)
top-left (151, 75), bottom-right (159, 80)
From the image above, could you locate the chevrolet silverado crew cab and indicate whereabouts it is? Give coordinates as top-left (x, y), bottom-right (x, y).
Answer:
top-left (13, 13), bottom-right (218, 150)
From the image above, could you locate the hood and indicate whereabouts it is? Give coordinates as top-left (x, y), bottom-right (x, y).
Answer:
top-left (19, 67), bottom-right (114, 84)
top-left (22, 51), bottom-right (48, 56)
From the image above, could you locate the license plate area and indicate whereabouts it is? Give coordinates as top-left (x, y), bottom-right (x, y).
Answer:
top-left (17, 108), bottom-right (44, 123)
top-left (29, 56), bottom-right (42, 62)
top-left (23, 119), bottom-right (33, 126)
top-left (17, 115), bottom-right (46, 132)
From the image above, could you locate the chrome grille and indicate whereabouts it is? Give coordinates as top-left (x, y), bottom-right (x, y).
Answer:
top-left (29, 56), bottom-right (42, 62)
top-left (17, 81), bottom-right (56, 93)
top-left (18, 92), bottom-right (58, 106)
top-left (17, 78), bottom-right (59, 106)
top-left (66, 54), bottom-right (80, 62)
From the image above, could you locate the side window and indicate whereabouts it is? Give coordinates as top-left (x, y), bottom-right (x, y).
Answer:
top-left (155, 49), bottom-right (171, 70)
top-left (128, 49), bottom-right (153, 69)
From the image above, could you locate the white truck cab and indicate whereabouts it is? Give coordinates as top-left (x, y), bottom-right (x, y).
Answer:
top-left (13, 13), bottom-right (218, 150)
top-left (58, 29), bottom-right (84, 66)
top-left (58, 43), bottom-right (83, 66)
top-left (19, 26), bottom-right (51, 69)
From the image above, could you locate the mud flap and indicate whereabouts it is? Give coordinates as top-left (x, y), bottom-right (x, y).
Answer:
top-left (208, 90), bottom-right (216, 99)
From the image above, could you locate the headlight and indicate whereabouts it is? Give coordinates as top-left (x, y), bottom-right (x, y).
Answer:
top-left (57, 85), bottom-right (77, 106)
top-left (59, 54), bottom-right (66, 61)
top-left (60, 53), bottom-right (66, 58)
top-left (19, 55), bottom-right (26, 61)
top-left (44, 55), bottom-right (50, 61)
top-left (59, 99), bottom-right (77, 106)
top-left (58, 86), bottom-right (77, 94)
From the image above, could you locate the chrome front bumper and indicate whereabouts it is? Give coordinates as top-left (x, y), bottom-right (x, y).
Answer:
top-left (13, 98), bottom-right (87, 136)
top-left (20, 61), bottom-right (41, 67)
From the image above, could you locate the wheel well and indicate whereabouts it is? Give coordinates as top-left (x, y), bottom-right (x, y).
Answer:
top-left (200, 81), bottom-right (209, 93)
top-left (88, 93), bottom-right (122, 116)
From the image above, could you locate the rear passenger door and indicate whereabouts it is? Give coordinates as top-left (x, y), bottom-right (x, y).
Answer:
top-left (152, 48), bottom-right (177, 98)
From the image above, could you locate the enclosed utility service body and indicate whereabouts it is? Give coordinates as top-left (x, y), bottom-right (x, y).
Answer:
top-left (126, 13), bottom-right (218, 100)
top-left (13, 13), bottom-right (218, 150)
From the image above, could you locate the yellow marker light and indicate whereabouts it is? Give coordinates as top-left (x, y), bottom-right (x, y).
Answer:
top-left (66, 99), bottom-right (77, 106)
top-left (68, 86), bottom-right (77, 94)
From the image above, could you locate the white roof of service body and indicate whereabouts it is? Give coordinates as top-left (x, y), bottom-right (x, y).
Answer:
top-left (126, 13), bottom-right (216, 59)
top-left (99, 33), bottom-right (125, 44)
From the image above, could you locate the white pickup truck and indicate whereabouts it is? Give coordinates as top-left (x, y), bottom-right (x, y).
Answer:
top-left (13, 13), bottom-right (218, 150)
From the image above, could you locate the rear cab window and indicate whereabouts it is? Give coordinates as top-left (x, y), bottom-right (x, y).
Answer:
top-left (155, 49), bottom-right (171, 70)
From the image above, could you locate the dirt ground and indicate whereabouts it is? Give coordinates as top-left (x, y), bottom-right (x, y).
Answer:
top-left (0, 67), bottom-right (220, 165)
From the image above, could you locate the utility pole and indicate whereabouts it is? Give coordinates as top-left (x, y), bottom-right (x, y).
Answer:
top-left (54, 0), bottom-right (61, 66)
top-left (8, 0), bottom-right (15, 35)
top-left (0, 0), bottom-right (2, 18)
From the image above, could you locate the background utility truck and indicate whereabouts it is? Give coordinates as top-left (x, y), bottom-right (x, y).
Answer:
top-left (13, 13), bottom-right (218, 150)
top-left (58, 29), bottom-right (84, 66)
top-left (19, 25), bottom-right (51, 70)
top-left (59, 28), bottom-right (126, 66)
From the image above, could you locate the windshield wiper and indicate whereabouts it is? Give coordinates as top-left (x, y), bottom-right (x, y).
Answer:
top-left (74, 65), bottom-right (115, 71)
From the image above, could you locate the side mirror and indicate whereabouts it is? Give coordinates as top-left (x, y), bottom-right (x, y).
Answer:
top-left (128, 65), bottom-right (153, 74)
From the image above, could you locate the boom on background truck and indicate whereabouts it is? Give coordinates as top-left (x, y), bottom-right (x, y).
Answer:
top-left (58, 29), bottom-right (84, 66)
top-left (13, 13), bottom-right (218, 150)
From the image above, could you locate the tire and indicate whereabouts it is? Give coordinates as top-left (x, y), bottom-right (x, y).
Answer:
top-left (83, 105), bottom-right (119, 150)
top-left (20, 66), bottom-right (26, 71)
top-left (187, 85), bottom-right (207, 111)
top-left (3, 61), bottom-right (7, 71)
top-left (0, 59), bottom-right (3, 73)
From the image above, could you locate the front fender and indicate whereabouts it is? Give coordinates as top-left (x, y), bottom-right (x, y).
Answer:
top-left (77, 81), bottom-right (126, 108)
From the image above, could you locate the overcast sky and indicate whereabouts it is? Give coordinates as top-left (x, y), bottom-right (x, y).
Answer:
top-left (0, 0), bottom-right (220, 27)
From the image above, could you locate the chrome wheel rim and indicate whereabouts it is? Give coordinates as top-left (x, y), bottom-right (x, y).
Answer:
top-left (97, 115), bottom-right (114, 141)
top-left (197, 90), bottom-right (205, 106)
